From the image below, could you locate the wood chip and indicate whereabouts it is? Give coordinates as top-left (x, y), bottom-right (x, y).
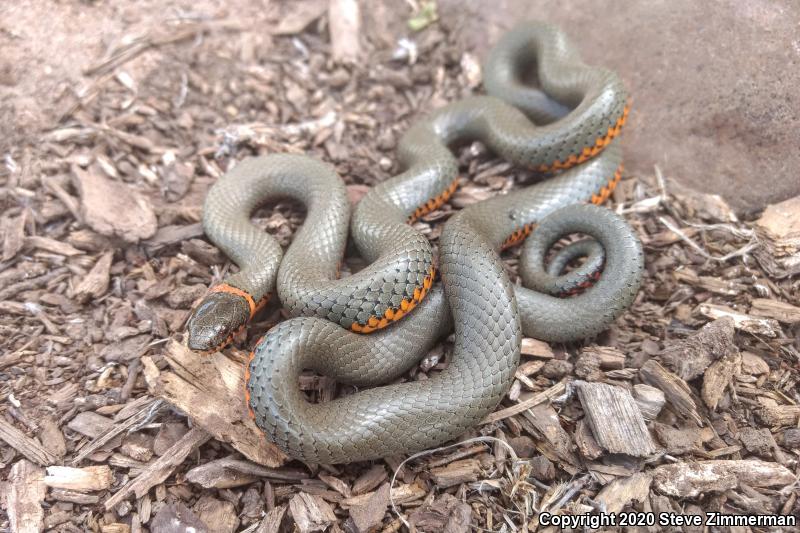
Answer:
top-left (702, 348), bottom-right (741, 410)
top-left (194, 495), bottom-right (239, 533)
top-left (6, 459), bottom-right (46, 533)
top-left (104, 427), bottom-right (210, 510)
top-left (575, 381), bottom-right (656, 457)
top-left (345, 482), bottom-right (390, 533)
top-left (73, 164), bottom-right (157, 243)
top-left (185, 456), bottom-right (308, 489)
top-left (150, 501), bottom-right (209, 533)
top-left (697, 303), bottom-right (780, 337)
top-left (328, 0), bottom-right (361, 62)
top-left (481, 380), bottom-right (566, 424)
top-left (749, 297), bottom-right (800, 324)
top-left (660, 317), bottom-right (736, 381)
top-left (141, 340), bottom-right (287, 467)
top-left (0, 417), bottom-right (57, 466)
top-left (255, 505), bottom-right (287, 533)
top-left (429, 458), bottom-right (482, 488)
top-left (288, 492), bottom-right (337, 533)
top-left (595, 472), bottom-right (652, 513)
top-left (652, 460), bottom-right (796, 498)
top-left (272, 0), bottom-right (328, 35)
top-left (73, 250), bottom-right (114, 302)
top-left (44, 465), bottom-right (114, 492)
top-left (639, 360), bottom-right (702, 425)
top-left (632, 384), bottom-right (666, 421)
top-left (520, 337), bottom-right (553, 358)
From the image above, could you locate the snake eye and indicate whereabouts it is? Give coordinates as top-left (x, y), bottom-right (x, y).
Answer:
top-left (186, 292), bottom-right (251, 352)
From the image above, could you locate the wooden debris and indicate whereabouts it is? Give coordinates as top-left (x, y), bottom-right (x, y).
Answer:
top-left (6, 460), bottom-right (46, 533)
top-left (328, 0), bottom-right (361, 62)
top-left (754, 195), bottom-right (800, 277)
top-left (757, 404), bottom-right (800, 427)
top-left (408, 494), bottom-right (471, 533)
top-left (72, 164), bottom-right (157, 243)
top-left (697, 303), bottom-right (780, 337)
top-left (429, 458), bottom-right (482, 488)
top-left (595, 473), bottom-right (652, 513)
top-left (288, 492), bottom-right (337, 533)
top-left (750, 297), bottom-right (800, 324)
top-left (639, 360), bottom-right (702, 425)
top-left (185, 456), bottom-right (308, 489)
top-left (702, 348), bottom-right (741, 410)
top-left (344, 483), bottom-right (390, 533)
top-left (652, 460), bottom-right (796, 498)
top-left (520, 337), bottom-right (554, 358)
top-left (73, 250), bottom-right (114, 303)
top-left (653, 423), bottom-right (702, 455)
top-left (45, 465), bottom-right (114, 492)
top-left (194, 495), bottom-right (239, 533)
top-left (255, 505), bottom-right (287, 533)
top-left (575, 381), bottom-right (656, 457)
top-left (0, 417), bottom-right (57, 466)
top-left (632, 384), bottom-right (666, 421)
top-left (150, 501), bottom-right (209, 533)
top-left (481, 380), bottom-right (566, 424)
top-left (660, 317), bottom-right (736, 380)
top-left (104, 427), bottom-right (210, 510)
top-left (141, 340), bottom-right (287, 467)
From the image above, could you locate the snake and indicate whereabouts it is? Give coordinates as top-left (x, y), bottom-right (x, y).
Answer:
top-left (186, 22), bottom-right (644, 463)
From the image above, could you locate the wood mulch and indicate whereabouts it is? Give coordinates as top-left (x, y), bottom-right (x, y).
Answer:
top-left (1, 2), bottom-right (798, 532)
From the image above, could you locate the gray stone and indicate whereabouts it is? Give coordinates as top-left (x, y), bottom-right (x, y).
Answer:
top-left (441, 0), bottom-right (800, 212)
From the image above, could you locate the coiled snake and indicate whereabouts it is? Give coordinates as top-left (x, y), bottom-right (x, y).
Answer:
top-left (186, 22), bottom-right (644, 463)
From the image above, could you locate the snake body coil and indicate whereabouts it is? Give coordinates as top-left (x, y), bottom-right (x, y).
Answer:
top-left (187, 22), bottom-right (644, 463)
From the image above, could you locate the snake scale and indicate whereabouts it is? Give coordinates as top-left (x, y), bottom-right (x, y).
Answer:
top-left (186, 22), bottom-right (644, 463)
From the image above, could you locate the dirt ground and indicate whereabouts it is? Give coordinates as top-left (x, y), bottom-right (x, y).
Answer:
top-left (1, 1), bottom-right (799, 532)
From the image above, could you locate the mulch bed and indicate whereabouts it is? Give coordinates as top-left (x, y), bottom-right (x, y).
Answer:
top-left (1, 3), bottom-right (798, 532)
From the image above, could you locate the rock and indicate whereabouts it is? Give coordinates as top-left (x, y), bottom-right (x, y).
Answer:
top-left (73, 165), bottom-right (157, 243)
top-left (441, 0), bottom-right (800, 211)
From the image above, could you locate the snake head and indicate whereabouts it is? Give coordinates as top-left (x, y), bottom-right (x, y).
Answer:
top-left (186, 291), bottom-right (252, 353)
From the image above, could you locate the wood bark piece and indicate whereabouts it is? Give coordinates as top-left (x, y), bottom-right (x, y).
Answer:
top-left (194, 495), bottom-right (239, 533)
top-left (520, 337), bottom-right (554, 358)
top-left (575, 381), bottom-right (656, 457)
top-left (45, 465), bottom-right (114, 491)
top-left (639, 360), bottom-right (702, 425)
top-left (255, 505), bottom-right (287, 533)
top-left (652, 459), bottom-right (797, 498)
top-left (481, 380), bottom-right (566, 424)
top-left (345, 482), bottom-right (390, 533)
top-left (749, 298), bottom-right (800, 324)
top-left (757, 404), bottom-right (800, 427)
top-left (73, 164), bottom-right (157, 243)
top-left (73, 250), bottom-right (114, 302)
top-left (523, 403), bottom-right (580, 467)
top-left (632, 384), bottom-right (665, 421)
top-left (702, 349), bottom-right (741, 410)
top-left (429, 458), bottom-right (482, 488)
top-left (185, 456), bottom-right (308, 489)
top-left (103, 427), bottom-right (210, 510)
top-left (71, 398), bottom-right (161, 465)
top-left (697, 303), bottom-right (780, 337)
top-left (6, 459), bottom-right (46, 533)
top-left (660, 317), bottom-right (736, 381)
top-left (141, 340), bottom-right (287, 467)
top-left (0, 417), bottom-right (57, 466)
top-left (328, 0), bottom-right (361, 62)
top-left (150, 501), bottom-right (209, 533)
top-left (289, 492), bottom-right (337, 533)
top-left (595, 473), bottom-right (652, 513)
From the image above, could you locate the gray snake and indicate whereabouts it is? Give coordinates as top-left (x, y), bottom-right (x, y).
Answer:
top-left (186, 22), bottom-right (644, 463)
